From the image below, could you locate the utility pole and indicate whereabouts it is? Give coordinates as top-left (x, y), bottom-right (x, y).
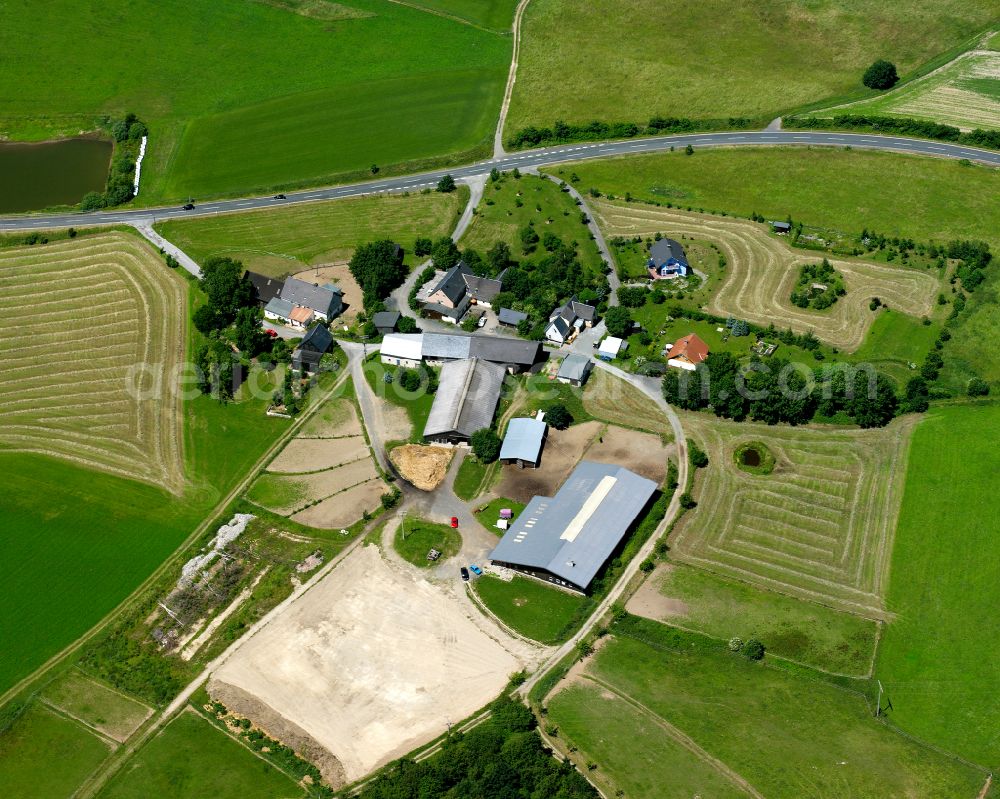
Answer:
top-left (876, 679), bottom-right (884, 717)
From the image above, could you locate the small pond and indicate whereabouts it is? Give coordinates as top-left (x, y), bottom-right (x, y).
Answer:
top-left (0, 137), bottom-right (112, 213)
top-left (740, 448), bottom-right (761, 467)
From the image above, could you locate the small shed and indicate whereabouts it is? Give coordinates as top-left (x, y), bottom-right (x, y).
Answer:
top-left (372, 310), bottom-right (401, 335)
top-left (557, 353), bottom-right (593, 386)
top-left (771, 221), bottom-right (792, 234)
top-left (597, 336), bottom-right (625, 361)
top-left (498, 308), bottom-right (528, 328)
top-left (498, 417), bottom-right (547, 468)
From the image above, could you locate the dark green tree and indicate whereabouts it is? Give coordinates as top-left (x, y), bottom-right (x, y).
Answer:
top-left (545, 403), bottom-right (572, 430)
top-left (430, 236), bottom-right (462, 270)
top-left (234, 307), bottom-right (268, 356)
top-left (348, 239), bottom-right (409, 310)
top-left (470, 428), bottom-right (502, 463)
top-left (604, 306), bottom-right (632, 337)
top-left (863, 59), bottom-right (899, 90)
top-left (436, 174), bottom-right (456, 192)
top-left (199, 256), bottom-right (255, 325)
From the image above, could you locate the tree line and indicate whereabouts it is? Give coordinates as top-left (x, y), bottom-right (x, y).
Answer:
top-left (80, 113), bottom-right (149, 210)
top-left (508, 115), bottom-right (757, 149)
top-left (789, 114), bottom-right (1000, 151)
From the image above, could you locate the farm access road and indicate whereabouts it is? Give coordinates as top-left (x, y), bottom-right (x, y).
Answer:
top-left (1, 131), bottom-right (998, 232)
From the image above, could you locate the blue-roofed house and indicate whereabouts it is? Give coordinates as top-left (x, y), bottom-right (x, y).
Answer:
top-left (648, 238), bottom-right (689, 279)
top-left (488, 461), bottom-right (658, 593)
top-left (499, 417), bottom-right (547, 468)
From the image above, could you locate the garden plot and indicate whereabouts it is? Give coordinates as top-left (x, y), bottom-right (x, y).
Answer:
top-left (297, 396), bottom-right (362, 438)
top-left (291, 479), bottom-right (387, 529)
top-left (209, 544), bottom-right (540, 788)
top-left (0, 232), bottom-right (186, 492)
top-left (670, 413), bottom-right (915, 618)
top-left (592, 201), bottom-right (939, 351)
top-left (267, 436), bottom-right (369, 473)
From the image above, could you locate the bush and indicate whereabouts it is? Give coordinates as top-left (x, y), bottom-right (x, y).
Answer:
top-left (688, 442), bottom-right (709, 468)
top-left (968, 377), bottom-right (990, 397)
top-left (470, 428), bottom-right (501, 463)
top-left (545, 402), bottom-right (573, 430)
top-left (679, 492), bottom-right (697, 509)
top-left (616, 285), bottom-right (648, 308)
top-left (436, 174), bottom-right (456, 193)
top-left (396, 315), bottom-right (418, 334)
top-left (604, 306), bottom-right (632, 338)
top-left (398, 368), bottom-right (423, 392)
top-left (413, 236), bottom-right (432, 256)
top-left (728, 636), bottom-right (743, 652)
top-left (741, 638), bottom-right (766, 660)
top-left (639, 558), bottom-right (655, 573)
top-left (862, 59), bottom-right (898, 90)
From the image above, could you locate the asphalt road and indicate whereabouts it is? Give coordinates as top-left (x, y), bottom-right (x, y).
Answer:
top-left (2, 131), bottom-right (998, 231)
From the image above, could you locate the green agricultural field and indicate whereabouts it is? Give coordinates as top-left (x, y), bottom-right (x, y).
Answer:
top-left (817, 50), bottom-right (1000, 131)
top-left (461, 173), bottom-right (605, 276)
top-left (156, 191), bottom-right (465, 278)
top-left (42, 669), bottom-right (152, 743)
top-left (97, 710), bottom-right (303, 799)
top-left (394, 519), bottom-right (461, 567)
top-left (474, 575), bottom-right (587, 643)
top-left (1, 0), bottom-right (510, 201)
top-left (0, 235), bottom-right (292, 697)
top-left (634, 563), bottom-right (878, 675)
top-left (551, 148), bottom-right (1000, 250)
top-left (402, 0), bottom-right (519, 30)
top-left (557, 620), bottom-right (988, 798)
top-left (547, 682), bottom-right (751, 799)
top-left (0, 703), bottom-right (112, 798)
top-left (671, 414), bottom-right (914, 618)
top-left (876, 404), bottom-right (1000, 767)
top-left (507, 0), bottom-right (996, 132)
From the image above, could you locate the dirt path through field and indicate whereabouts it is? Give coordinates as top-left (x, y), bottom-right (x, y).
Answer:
top-left (592, 201), bottom-right (939, 351)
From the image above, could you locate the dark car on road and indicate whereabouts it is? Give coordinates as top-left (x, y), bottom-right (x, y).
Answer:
top-left (460, 567), bottom-right (470, 581)
top-left (182, 203), bottom-right (195, 210)
top-left (274, 194), bottom-right (286, 199)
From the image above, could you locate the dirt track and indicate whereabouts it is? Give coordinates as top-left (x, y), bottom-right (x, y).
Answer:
top-left (593, 201), bottom-right (939, 351)
top-left (209, 545), bottom-right (539, 787)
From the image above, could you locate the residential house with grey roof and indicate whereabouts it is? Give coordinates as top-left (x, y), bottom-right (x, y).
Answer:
top-left (546, 296), bottom-right (597, 345)
top-left (489, 462), bottom-right (658, 592)
top-left (292, 323), bottom-right (333, 373)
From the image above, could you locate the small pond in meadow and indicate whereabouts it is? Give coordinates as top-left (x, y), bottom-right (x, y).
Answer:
top-left (0, 137), bottom-right (112, 213)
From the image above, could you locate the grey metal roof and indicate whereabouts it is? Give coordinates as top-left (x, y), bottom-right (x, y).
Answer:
top-left (499, 417), bottom-right (546, 463)
top-left (557, 354), bottom-right (591, 381)
top-left (372, 311), bottom-right (400, 329)
top-left (547, 316), bottom-right (571, 339)
top-left (264, 297), bottom-right (293, 318)
top-left (571, 299), bottom-right (597, 322)
top-left (463, 273), bottom-right (503, 302)
top-left (246, 271), bottom-right (282, 304)
top-left (298, 323), bottom-right (332, 354)
top-left (423, 332), bottom-right (472, 360)
top-left (498, 308), bottom-right (528, 325)
top-left (489, 461), bottom-right (658, 590)
top-left (422, 293), bottom-right (471, 320)
top-left (470, 336), bottom-right (540, 367)
top-left (423, 358), bottom-right (506, 439)
top-left (649, 238), bottom-right (688, 268)
top-left (280, 277), bottom-right (340, 316)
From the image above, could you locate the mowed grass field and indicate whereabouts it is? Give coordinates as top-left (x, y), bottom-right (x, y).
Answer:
top-left (1, 0), bottom-right (510, 200)
top-left (547, 620), bottom-right (989, 799)
top-left (393, 0), bottom-right (519, 31)
top-left (671, 414), bottom-right (915, 618)
top-left (506, 0), bottom-right (997, 131)
top-left (630, 563), bottom-right (878, 675)
top-left (821, 49), bottom-right (1000, 131)
top-left (156, 191), bottom-right (464, 278)
top-left (876, 404), bottom-right (1000, 767)
top-left (97, 709), bottom-right (303, 799)
top-left (0, 232), bottom-right (187, 492)
top-left (590, 200), bottom-right (940, 351)
top-left (0, 235), bottom-right (293, 696)
top-left (474, 575), bottom-right (586, 643)
top-left (549, 148), bottom-right (1000, 251)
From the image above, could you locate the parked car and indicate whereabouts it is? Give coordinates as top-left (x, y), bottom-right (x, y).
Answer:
top-left (477, 314), bottom-right (487, 328)
top-left (460, 567), bottom-right (470, 581)
top-left (264, 328), bottom-right (278, 338)
top-left (450, 516), bottom-right (459, 528)
top-left (274, 193), bottom-right (287, 199)
top-left (182, 203), bottom-right (195, 210)
top-left (470, 564), bottom-right (482, 576)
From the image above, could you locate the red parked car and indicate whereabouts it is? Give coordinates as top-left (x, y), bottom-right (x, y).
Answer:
top-left (450, 516), bottom-right (459, 528)
top-left (265, 328), bottom-right (278, 338)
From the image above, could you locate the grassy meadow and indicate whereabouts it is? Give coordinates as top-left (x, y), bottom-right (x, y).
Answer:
top-left (876, 403), bottom-right (1000, 767)
top-left (642, 563), bottom-right (879, 675)
top-left (507, 0), bottom-right (996, 132)
top-left (401, 0), bottom-right (519, 30)
top-left (97, 710), bottom-right (303, 799)
top-left (156, 190), bottom-right (465, 278)
top-left (474, 574), bottom-right (587, 643)
top-left (549, 148), bottom-right (1000, 250)
top-left (551, 620), bottom-right (989, 799)
top-left (42, 669), bottom-right (152, 743)
top-left (1, 0), bottom-right (510, 201)
top-left (462, 173), bottom-right (605, 276)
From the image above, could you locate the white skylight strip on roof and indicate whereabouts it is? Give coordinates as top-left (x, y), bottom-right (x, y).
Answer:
top-left (560, 475), bottom-right (617, 542)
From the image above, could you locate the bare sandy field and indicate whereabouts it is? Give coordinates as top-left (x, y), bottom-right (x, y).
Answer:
top-left (390, 444), bottom-right (454, 490)
top-left (268, 436), bottom-right (369, 473)
top-left (298, 397), bottom-right (362, 438)
top-left (209, 545), bottom-right (538, 787)
top-left (625, 564), bottom-right (689, 621)
top-left (293, 263), bottom-right (363, 322)
top-left (584, 426), bottom-right (669, 484)
top-left (292, 479), bottom-right (386, 529)
top-left (497, 421), bottom-right (602, 502)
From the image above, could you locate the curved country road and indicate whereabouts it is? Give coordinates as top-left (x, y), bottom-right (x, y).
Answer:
top-left (1, 130), bottom-right (997, 231)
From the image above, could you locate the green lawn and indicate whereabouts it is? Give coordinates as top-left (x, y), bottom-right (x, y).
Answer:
top-left (507, 0), bottom-right (996, 131)
top-left (876, 404), bottom-right (1000, 767)
top-left (453, 455), bottom-right (491, 501)
top-left (156, 191), bottom-right (465, 278)
top-left (394, 519), bottom-right (462, 567)
top-left (97, 710), bottom-right (302, 799)
top-left (585, 620), bottom-right (988, 798)
top-left (42, 670), bottom-right (151, 743)
top-left (461, 173), bottom-right (605, 277)
top-left (852, 309), bottom-right (941, 367)
top-left (1, 0), bottom-right (510, 201)
top-left (474, 575), bottom-right (587, 643)
top-left (649, 563), bottom-right (878, 676)
top-left (547, 682), bottom-right (751, 799)
top-left (551, 148), bottom-right (1000, 251)
top-left (402, 0), bottom-right (519, 30)
top-left (0, 703), bottom-right (111, 798)
top-left (362, 358), bottom-right (437, 442)
top-left (473, 496), bottom-right (526, 534)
